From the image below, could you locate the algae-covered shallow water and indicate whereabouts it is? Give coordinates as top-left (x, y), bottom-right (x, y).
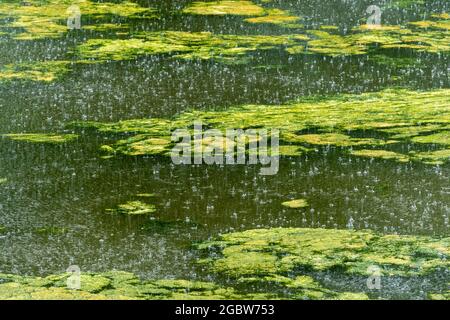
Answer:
top-left (0, 0), bottom-right (448, 300)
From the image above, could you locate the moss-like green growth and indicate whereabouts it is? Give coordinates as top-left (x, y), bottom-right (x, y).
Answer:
top-left (74, 89), bottom-right (450, 165)
top-left (0, 178), bottom-right (6, 185)
top-left (0, 271), bottom-right (248, 300)
top-left (182, 0), bottom-right (265, 16)
top-left (197, 228), bottom-right (449, 277)
top-left (409, 149), bottom-right (450, 165)
top-left (3, 133), bottom-right (78, 144)
top-left (244, 9), bottom-right (302, 28)
top-left (0, 0), bottom-right (156, 40)
top-left (281, 199), bottom-right (308, 208)
top-left (77, 31), bottom-right (297, 64)
top-left (350, 149), bottom-right (410, 163)
top-left (106, 201), bottom-right (156, 216)
top-left (0, 61), bottom-right (70, 82)
top-left (282, 133), bottom-right (396, 147)
top-left (0, 269), bottom-right (368, 300)
top-left (76, 14), bottom-right (450, 64)
top-left (411, 131), bottom-right (450, 146)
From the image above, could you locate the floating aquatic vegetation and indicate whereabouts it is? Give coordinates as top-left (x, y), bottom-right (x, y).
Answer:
top-left (0, 271), bottom-right (241, 300)
top-left (75, 13), bottom-right (450, 66)
top-left (0, 61), bottom-right (70, 82)
top-left (0, 270), bottom-right (356, 300)
top-left (182, 1), bottom-right (302, 28)
top-left (244, 9), bottom-right (302, 28)
top-left (197, 228), bottom-right (449, 277)
top-left (350, 149), bottom-right (410, 163)
top-left (0, 0), bottom-right (156, 40)
top-left (73, 89), bottom-right (450, 165)
top-left (409, 149), bottom-right (450, 165)
top-left (0, 178), bottom-right (6, 184)
top-left (182, 0), bottom-right (265, 16)
top-left (77, 31), bottom-right (299, 64)
top-left (281, 199), bottom-right (308, 208)
top-left (282, 133), bottom-right (396, 147)
top-left (3, 133), bottom-right (78, 144)
top-left (106, 201), bottom-right (156, 215)
top-left (411, 131), bottom-right (450, 146)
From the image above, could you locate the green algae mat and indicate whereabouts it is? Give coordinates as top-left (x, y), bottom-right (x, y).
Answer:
top-left (0, 0), bottom-right (448, 301)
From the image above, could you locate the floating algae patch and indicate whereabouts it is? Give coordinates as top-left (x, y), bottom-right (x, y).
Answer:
top-left (197, 228), bottom-right (449, 277)
top-left (3, 133), bottom-right (78, 144)
top-left (0, 0), bottom-right (156, 40)
top-left (77, 31), bottom-right (298, 64)
top-left (75, 15), bottom-right (450, 65)
top-left (409, 149), bottom-right (450, 165)
top-left (350, 149), bottom-right (410, 163)
top-left (281, 199), bottom-right (308, 209)
top-left (0, 61), bottom-right (70, 82)
top-left (73, 89), bottom-right (450, 165)
top-left (106, 201), bottom-right (156, 216)
top-left (411, 131), bottom-right (450, 146)
top-left (380, 124), bottom-right (450, 139)
top-left (244, 9), bottom-right (302, 28)
top-left (281, 133), bottom-right (396, 147)
top-left (182, 0), bottom-right (265, 16)
top-left (0, 271), bottom-right (254, 300)
top-left (0, 266), bottom-right (369, 300)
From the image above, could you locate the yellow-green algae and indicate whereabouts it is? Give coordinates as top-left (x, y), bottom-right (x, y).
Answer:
top-left (0, 0), bottom-right (156, 40)
top-left (411, 131), bottom-right (450, 146)
top-left (73, 89), bottom-right (450, 165)
top-left (3, 133), bottom-right (78, 144)
top-left (197, 228), bottom-right (449, 277)
top-left (182, 0), bottom-right (265, 16)
top-left (350, 150), bottom-right (410, 163)
top-left (106, 201), bottom-right (156, 215)
top-left (0, 270), bottom-right (368, 300)
top-left (0, 178), bottom-right (6, 184)
top-left (351, 148), bottom-right (450, 165)
top-left (76, 14), bottom-right (450, 64)
top-left (0, 61), bottom-right (71, 82)
top-left (0, 227), bottom-right (448, 300)
top-left (281, 199), bottom-right (308, 208)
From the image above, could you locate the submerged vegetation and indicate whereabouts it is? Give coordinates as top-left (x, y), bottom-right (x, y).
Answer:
top-left (73, 88), bottom-right (450, 165)
top-left (106, 201), bottom-right (156, 216)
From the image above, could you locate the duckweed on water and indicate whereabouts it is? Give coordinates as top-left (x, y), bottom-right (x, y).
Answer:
top-left (106, 201), bottom-right (156, 216)
top-left (3, 133), bottom-right (78, 144)
top-left (74, 89), bottom-right (450, 165)
top-left (197, 228), bottom-right (449, 277)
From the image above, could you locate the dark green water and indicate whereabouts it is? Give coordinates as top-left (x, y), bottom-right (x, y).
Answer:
top-left (0, 0), bottom-right (448, 298)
